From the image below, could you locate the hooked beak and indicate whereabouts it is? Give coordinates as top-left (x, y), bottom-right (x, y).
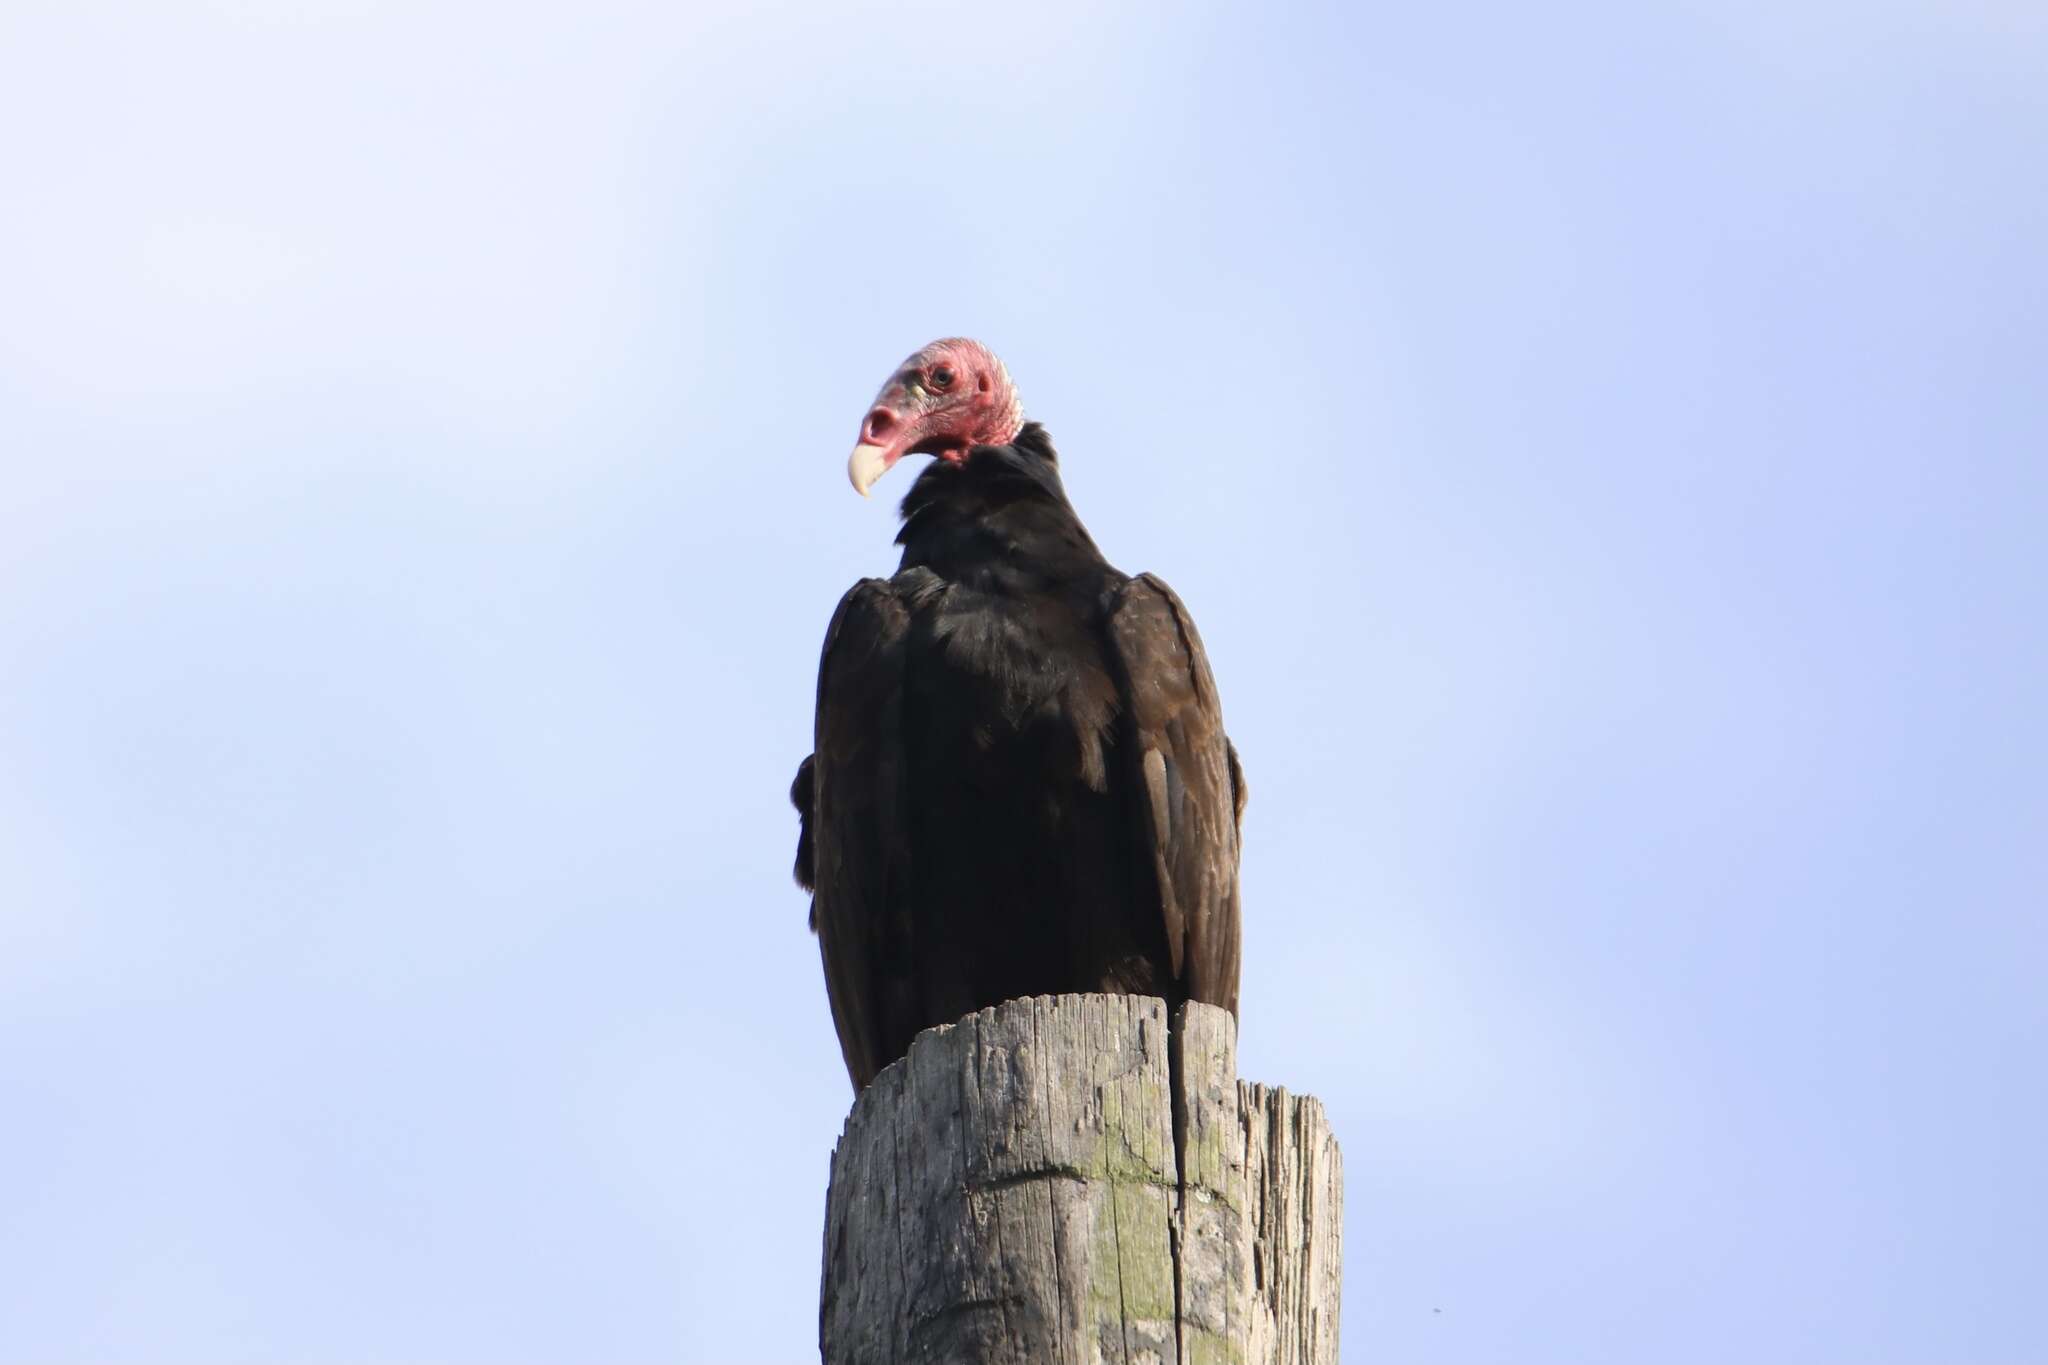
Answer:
top-left (848, 398), bottom-right (915, 497)
top-left (847, 441), bottom-right (896, 497)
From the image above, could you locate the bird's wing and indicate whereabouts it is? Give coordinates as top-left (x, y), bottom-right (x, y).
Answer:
top-left (1104, 573), bottom-right (1244, 1016)
top-left (804, 576), bottom-right (917, 1091)
top-left (790, 753), bottom-right (817, 892)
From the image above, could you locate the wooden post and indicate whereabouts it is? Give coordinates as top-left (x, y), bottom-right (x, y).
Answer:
top-left (820, 994), bottom-right (1342, 1364)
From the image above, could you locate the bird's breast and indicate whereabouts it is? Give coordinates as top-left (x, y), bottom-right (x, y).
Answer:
top-left (908, 590), bottom-right (1119, 793)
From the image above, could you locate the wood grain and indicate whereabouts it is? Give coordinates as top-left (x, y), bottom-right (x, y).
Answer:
top-left (820, 994), bottom-right (1340, 1364)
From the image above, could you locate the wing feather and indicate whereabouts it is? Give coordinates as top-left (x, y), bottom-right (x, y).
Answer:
top-left (800, 577), bottom-right (916, 1090)
top-left (1104, 573), bottom-right (1243, 1016)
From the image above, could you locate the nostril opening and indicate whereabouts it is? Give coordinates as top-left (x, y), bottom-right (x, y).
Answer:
top-left (864, 409), bottom-right (897, 442)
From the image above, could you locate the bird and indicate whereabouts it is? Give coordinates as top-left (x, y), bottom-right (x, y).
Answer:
top-left (792, 338), bottom-right (1245, 1091)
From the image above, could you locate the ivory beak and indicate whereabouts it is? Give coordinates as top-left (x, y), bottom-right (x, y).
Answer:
top-left (847, 442), bottom-right (894, 497)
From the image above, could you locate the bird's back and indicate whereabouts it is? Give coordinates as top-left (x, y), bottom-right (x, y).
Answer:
top-left (892, 557), bottom-right (1174, 1033)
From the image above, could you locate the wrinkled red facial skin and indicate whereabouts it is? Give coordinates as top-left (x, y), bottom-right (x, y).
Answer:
top-left (854, 338), bottom-right (1026, 483)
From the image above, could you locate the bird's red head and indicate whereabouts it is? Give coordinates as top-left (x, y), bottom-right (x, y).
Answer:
top-left (846, 338), bottom-right (1026, 496)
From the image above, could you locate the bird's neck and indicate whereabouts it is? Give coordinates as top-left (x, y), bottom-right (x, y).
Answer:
top-left (894, 424), bottom-right (1110, 589)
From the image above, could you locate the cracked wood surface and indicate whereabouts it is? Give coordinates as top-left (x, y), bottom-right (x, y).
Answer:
top-left (820, 994), bottom-right (1341, 1364)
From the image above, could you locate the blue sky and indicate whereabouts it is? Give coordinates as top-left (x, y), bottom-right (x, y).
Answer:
top-left (2, 1), bottom-right (2042, 1361)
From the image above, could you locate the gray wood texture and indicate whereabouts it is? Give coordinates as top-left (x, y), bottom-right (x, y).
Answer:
top-left (820, 994), bottom-right (1341, 1364)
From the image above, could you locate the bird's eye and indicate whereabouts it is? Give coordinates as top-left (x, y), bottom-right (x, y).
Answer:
top-left (929, 366), bottom-right (955, 391)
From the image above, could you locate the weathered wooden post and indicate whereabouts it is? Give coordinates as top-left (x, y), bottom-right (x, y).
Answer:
top-left (820, 993), bottom-right (1342, 1363)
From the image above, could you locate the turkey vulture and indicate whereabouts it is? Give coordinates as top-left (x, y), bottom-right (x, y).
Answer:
top-left (791, 339), bottom-right (1245, 1091)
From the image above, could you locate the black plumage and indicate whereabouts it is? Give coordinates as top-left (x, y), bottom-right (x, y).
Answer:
top-left (793, 422), bottom-right (1245, 1091)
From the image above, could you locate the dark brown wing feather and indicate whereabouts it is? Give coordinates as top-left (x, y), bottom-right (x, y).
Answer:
top-left (797, 577), bottom-right (916, 1090)
top-left (790, 754), bottom-right (816, 892)
top-left (1104, 573), bottom-right (1244, 1016)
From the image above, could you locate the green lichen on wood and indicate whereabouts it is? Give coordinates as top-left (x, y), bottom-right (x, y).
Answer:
top-left (1091, 1082), bottom-right (1176, 1189)
top-left (1113, 1180), bottom-right (1177, 1319)
top-left (1082, 1167), bottom-right (1180, 1335)
top-left (1183, 1106), bottom-right (1244, 1212)
top-left (1183, 1328), bottom-right (1247, 1365)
